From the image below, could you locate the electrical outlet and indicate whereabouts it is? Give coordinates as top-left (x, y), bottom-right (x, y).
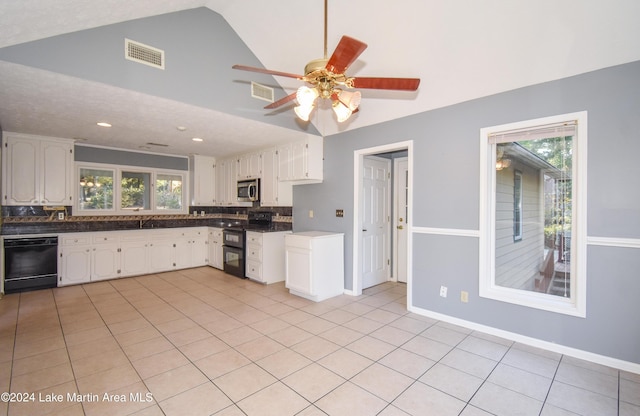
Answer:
top-left (309, 210), bottom-right (314, 218)
top-left (336, 209), bottom-right (344, 217)
top-left (461, 291), bottom-right (469, 303)
top-left (200, 210), bottom-right (205, 217)
top-left (439, 286), bottom-right (448, 298)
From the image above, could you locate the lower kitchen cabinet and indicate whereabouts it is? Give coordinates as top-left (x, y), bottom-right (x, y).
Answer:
top-left (208, 228), bottom-right (223, 269)
top-left (148, 237), bottom-right (175, 273)
top-left (120, 235), bottom-right (149, 277)
top-left (58, 237), bottom-right (92, 286)
top-left (285, 231), bottom-right (344, 302)
top-left (58, 227), bottom-right (210, 286)
top-left (245, 231), bottom-right (291, 284)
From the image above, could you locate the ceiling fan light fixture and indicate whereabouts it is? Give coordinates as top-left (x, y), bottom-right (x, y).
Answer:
top-left (296, 86), bottom-right (319, 107)
top-left (294, 104), bottom-right (315, 122)
top-left (332, 100), bottom-right (352, 122)
top-left (337, 90), bottom-right (361, 111)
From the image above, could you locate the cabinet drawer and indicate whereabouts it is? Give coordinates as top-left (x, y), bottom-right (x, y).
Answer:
top-left (61, 235), bottom-right (90, 246)
top-left (92, 234), bottom-right (118, 244)
top-left (246, 243), bottom-right (262, 261)
top-left (246, 260), bottom-right (262, 280)
top-left (246, 232), bottom-right (263, 245)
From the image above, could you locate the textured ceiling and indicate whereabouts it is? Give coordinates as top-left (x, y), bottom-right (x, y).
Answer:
top-left (1, 0), bottom-right (639, 158)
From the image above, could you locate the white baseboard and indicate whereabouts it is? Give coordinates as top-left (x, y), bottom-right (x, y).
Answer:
top-left (408, 304), bottom-right (640, 375)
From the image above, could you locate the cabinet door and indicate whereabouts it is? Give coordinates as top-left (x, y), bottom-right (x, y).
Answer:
top-left (92, 243), bottom-right (120, 281)
top-left (3, 137), bottom-right (39, 205)
top-left (41, 139), bottom-right (73, 205)
top-left (148, 239), bottom-right (175, 272)
top-left (225, 158), bottom-right (240, 205)
top-left (215, 160), bottom-right (226, 205)
top-left (190, 236), bottom-right (208, 267)
top-left (174, 237), bottom-right (192, 269)
top-left (59, 246), bottom-right (92, 286)
top-left (120, 240), bottom-right (149, 277)
top-left (260, 148), bottom-right (278, 206)
top-left (191, 155), bottom-right (216, 206)
top-left (285, 247), bottom-right (313, 295)
top-left (277, 143), bottom-right (292, 181)
top-left (290, 141), bottom-right (307, 180)
top-left (208, 228), bottom-right (223, 269)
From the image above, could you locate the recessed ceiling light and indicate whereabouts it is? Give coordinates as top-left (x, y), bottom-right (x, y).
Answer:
top-left (97, 122), bottom-right (112, 127)
top-left (192, 137), bottom-right (203, 142)
top-left (177, 126), bottom-right (187, 132)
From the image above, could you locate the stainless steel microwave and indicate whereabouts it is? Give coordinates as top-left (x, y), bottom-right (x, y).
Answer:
top-left (237, 179), bottom-right (259, 202)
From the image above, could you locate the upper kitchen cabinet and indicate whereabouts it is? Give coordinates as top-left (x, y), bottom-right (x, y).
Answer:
top-left (261, 147), bottom-right (292, 207)
top-left (278, 136), bottom-right (323, 184)
top-left (236, 152), bottom-right (262, 180)
top-left (2, 132), bottom-right (74, 206)
top-left (190, 154), bottom-right (216, 206)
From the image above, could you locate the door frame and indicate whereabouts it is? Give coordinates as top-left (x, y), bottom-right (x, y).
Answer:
top-left (352, 140), bottom-right (413, 297)
top-left (393, 156), bottom-right (409, 283)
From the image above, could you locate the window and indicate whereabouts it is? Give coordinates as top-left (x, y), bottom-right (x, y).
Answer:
top-left (75, 164), bottom-right (187, 215)
top-left (155, 173), bottom-right (183, 211)
top-left (78, 167), bottom-right (115, 211)
top-left (121, 171), bottom-right (151, 211)
top-left (479, 112), bottom-right (587, 317)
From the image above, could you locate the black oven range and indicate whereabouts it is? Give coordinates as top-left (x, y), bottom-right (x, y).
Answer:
top-left (222, 211), bottom-right (273, 278)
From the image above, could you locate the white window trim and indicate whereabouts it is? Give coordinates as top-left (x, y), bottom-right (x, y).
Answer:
top-left (479, 111), bottom-right (587, 317)
top-left (75, 162), bottom-right (188, 216)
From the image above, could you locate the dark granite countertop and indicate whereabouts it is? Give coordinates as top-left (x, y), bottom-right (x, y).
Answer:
top-left (1, 214), bottom-right (292, 236)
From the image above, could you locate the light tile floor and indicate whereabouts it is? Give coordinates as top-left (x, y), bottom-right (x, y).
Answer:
top-left (1, 267), bottom-right (639, 416)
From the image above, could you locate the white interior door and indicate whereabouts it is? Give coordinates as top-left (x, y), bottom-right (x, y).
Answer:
top-left (362, 156), bottom-right (391, 289)
top-left (394, 158), bottom-right (409, 283)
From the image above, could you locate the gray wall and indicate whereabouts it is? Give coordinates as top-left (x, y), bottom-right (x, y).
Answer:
top-left (293, 60), bottom-right (640, 364)
top-left (0, 8), bottom-right (317, 135)
top-left (75, 145), bottom-right (188, 170)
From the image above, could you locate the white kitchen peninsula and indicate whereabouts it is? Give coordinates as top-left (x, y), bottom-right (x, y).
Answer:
top-left (284, 231), bottom-right (344, 302)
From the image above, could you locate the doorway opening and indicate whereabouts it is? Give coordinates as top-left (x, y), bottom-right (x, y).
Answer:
top-left (353, 141), bottom-right (413, 298)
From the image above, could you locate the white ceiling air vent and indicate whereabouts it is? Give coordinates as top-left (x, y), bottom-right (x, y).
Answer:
top-left (251, 82), bottom-right (274, 103)
top-left (125, 38), bottom-right (165, 69)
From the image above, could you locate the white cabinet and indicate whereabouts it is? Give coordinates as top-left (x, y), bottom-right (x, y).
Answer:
top-left (190, 155), bottom-right (216, 206)
top-left (148, 235), bottom-right (175, 273)
top-left (245, 231), bottom-right (291, 284)
top-left (58, 235), bottom-right (92, 286)
top-left (59, 228), bottom-right (211, 286)
top-left (278, 136), bottom-right (323, 183)
top-left (260, 147), bottom-right (292, 207)
top-left (2, 132), bottom-right (73, 206)
top-left (208, 228), bottom-right (224, 269)
top-left (237, 152), bottom-right (262, 180)
top-left (215, 157), bottom-right (250, 206)
top-left (147, 228), bottom-right (208, 272)
top-left (120, 233), bottom-right (149, 277)
top-left (91, 235), bottom-right (120, 281)
top-left (285, 232), bottom-right (344, 302)
top-left (175, 228), bottom-right (208, 268)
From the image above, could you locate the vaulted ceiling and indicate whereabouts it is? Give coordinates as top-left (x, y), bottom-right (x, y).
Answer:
top-left (1, 0), bottom-right (639, 158)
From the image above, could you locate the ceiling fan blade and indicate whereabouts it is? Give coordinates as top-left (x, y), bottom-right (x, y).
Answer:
top-left (325, 36), bottom-right (368, 74)
top-left (264, 92), bottom-right (297, 109)
top-left (232, 64), bottom-right (303, 79)
top-left (351, 77), bottom-right (421, 91)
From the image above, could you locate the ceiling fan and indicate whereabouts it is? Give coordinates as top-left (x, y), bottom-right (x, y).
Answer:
top-left (232, 0), bottom-right (420, 123)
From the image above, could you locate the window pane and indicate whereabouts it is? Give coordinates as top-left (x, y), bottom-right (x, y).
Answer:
top-left (121, 171), bottom-right (151, 210)
top-left (494, 136), bottom-right (572, 297)
top-left (156, 174), bottom-right (183, 210)
top-left (79, 168), bottom-right (114, 210)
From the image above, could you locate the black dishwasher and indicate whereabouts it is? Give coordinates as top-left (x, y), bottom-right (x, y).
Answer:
top-left (4, 236), bottom-right (58, 293)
